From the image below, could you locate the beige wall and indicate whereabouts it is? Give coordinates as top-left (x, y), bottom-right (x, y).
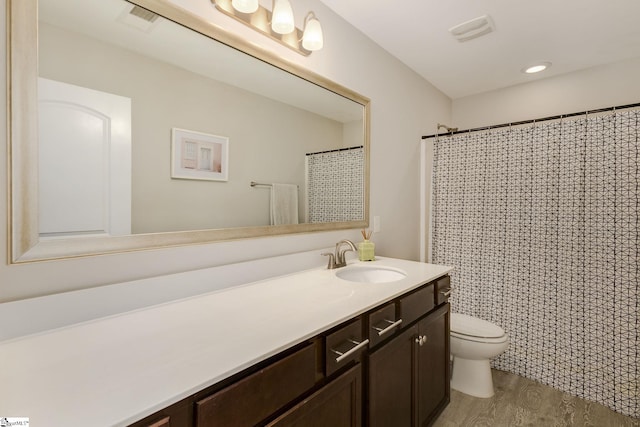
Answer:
top-left (0, 0), bottom-right (451, 302)
top-left (39, 22), bottom-right (344, 233)
top-left (452, 57), bottom-right (640, 129)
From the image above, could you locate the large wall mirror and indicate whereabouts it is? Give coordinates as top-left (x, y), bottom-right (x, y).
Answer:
top-left (8, 0), bottom-right (370, 262)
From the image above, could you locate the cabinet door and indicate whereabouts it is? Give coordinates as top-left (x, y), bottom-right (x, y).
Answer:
top-left (267, 364), bottom-right (361, 427)
top-left (367, 324), bottom-right (418, 427)
top-left (416, 304), bottom-right (450, 426)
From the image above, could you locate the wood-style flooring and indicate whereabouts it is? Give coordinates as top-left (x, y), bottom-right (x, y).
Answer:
top-left (433, 369), bottom-right (639, 427)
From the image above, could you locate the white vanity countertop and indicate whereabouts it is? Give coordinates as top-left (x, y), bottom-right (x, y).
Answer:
top-left (0, 257), bottom-right (451, 426)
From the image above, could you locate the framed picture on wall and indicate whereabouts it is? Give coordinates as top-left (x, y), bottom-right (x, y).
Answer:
top-left (171, 128), bottom-right (229, 181)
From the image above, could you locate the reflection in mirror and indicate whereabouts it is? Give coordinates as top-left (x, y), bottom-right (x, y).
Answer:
top-left (8, 0), bottom-right (369, 262)
top-left (38, 0), bottom-right (365, 235)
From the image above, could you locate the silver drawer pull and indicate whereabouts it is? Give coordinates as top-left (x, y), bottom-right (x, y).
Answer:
top-left (331, 338), bottom-right (370, 363)
top-left (372, 318), bottom-right (403, 337)
top-left (440, 289), bottom-right (452, 298)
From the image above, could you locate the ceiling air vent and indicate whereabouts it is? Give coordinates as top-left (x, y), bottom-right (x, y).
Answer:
top-left (117, 5), bottom-right (159, 33)
top-left (449, 15), bottom-right (494, 42)
top-left (129, 5), bottom-right (158, 23)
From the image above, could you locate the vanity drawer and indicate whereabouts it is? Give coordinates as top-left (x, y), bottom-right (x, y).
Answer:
top-left (399, 284), bottom-right (434, 326)
top-left (195, 342), bottom-right (319, 427)
top-left (368, 302), bottom-right (402, 348)
top-left (435, 275), bottom-right (451, 305)
top-left (325, 318), bottom-right (368, 376)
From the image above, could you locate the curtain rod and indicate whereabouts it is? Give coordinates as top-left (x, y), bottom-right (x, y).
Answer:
top-left (306, 145), bottom-right (363, 156)
top-left (421, 101), bottom-right (640, 140)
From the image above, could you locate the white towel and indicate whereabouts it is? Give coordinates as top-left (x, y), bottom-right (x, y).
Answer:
top-left (270, 183), bottom-right (299, 225)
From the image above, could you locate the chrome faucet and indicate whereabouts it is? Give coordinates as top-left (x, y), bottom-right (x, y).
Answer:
top-left (322, 239), bottom-right (357, 269)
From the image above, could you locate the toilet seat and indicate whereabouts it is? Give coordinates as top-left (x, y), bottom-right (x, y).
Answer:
top-left (451, 313), bottom-right (507, 343)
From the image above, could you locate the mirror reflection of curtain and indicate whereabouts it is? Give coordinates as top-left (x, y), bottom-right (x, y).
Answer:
top-left (431, 108), bottom-right (639, 418)
top-left (306, 146), bottom-right (364, 223)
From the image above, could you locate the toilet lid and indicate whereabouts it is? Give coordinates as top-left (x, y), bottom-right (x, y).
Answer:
top-left (450, 313), bottom-right (505, 339)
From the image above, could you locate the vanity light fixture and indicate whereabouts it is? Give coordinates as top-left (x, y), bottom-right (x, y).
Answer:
top-left (231, 0), bottom-right (259, 14)
top-left (212, 0), bottom-right (323, 56)
top-left (522, 61), bottom-right (552, 74)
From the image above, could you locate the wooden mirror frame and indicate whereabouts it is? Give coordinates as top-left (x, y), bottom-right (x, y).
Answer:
top-left (7, 0), bottom-right (370, 263)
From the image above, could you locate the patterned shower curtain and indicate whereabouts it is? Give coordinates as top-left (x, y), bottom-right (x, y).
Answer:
top-left (432, 108), bottom-right (639, 417)
top-left (306, 146), bottom-right (364, 223)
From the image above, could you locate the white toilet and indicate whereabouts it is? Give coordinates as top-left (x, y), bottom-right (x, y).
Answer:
top-left (450, 313), bottom-right (509, 398)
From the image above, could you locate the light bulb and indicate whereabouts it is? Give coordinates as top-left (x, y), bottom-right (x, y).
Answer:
top-left (302, 12), bottom-right (323, 51)
top-left (231, 0), bottom-right (259, 13)
top-left (271, 0), bottom-right (295, 34)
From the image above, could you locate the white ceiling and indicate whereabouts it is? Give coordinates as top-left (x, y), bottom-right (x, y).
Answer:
top-left (318, 0), bottom-right (640, 99)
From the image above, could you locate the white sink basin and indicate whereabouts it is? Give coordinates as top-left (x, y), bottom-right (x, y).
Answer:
top-left (336, 265), bottom-right (407, 283)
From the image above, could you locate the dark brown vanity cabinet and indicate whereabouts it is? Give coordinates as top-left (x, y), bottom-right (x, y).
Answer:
top-left (143, 416), bottom-right (172, 427)
top-left (195, 341), bottom-right (321, 426)
top-left (434, 275), bottom-right (452, 306)
top-left (130, 275), bottom-right (450, 427)
top-left (267, 364), bottom-right (362, 427)
top-left (325, 318), bottom-right (368, 377)
top-left (368, 294), bottom-right (450, 427)
top-left (368, 324), bottom-right (417, 426)
top-left (415, 304), bottom-right (450, 426)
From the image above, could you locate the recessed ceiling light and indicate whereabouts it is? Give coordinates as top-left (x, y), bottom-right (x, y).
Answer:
top-left (522, 62), bottom-right (551, 74)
